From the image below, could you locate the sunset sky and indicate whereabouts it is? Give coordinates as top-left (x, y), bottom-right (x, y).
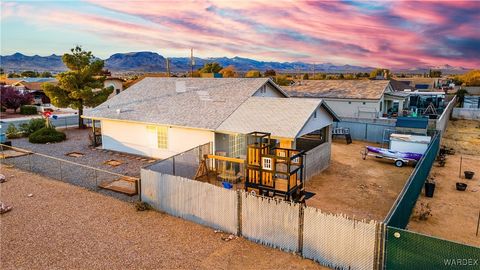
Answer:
top-left (1, 0), bottom-right (479, 68)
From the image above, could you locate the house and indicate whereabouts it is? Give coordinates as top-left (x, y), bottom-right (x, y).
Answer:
top-left (104, 77), bottom-right (125, 98)
top-left (394, 77), bottom-right (441, 91)
top-left (83, 77), bottom-right (338, 161)
top-left (390, 79), bottom-right (415, 92)
top-left (3, 77), bottom-right (57, 105)
top-left (284, 80), bottom-right (409, 119)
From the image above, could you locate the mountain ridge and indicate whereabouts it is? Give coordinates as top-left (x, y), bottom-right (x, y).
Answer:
top-left (0, 52), bottom-right (471, 74)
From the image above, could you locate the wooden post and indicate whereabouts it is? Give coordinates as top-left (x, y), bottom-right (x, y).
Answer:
top-left (476, 210), bottom-right (480, 237)
top-left (459, 156), bottom-right (463, 178)
top-left (92, 120), bottom-right (97, 147)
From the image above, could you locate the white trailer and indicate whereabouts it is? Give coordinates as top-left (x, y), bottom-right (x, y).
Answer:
top-left (389, 134), bottom-right (431, 155)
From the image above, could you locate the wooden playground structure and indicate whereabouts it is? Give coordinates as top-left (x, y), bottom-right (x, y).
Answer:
top-left (195, 132), bottom-right (306, 202)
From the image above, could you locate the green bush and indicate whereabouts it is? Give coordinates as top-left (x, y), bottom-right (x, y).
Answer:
top-left (20, 105), bottom-right (38, 115)
top-left (19, 118), bottom-right (46, 136)
top-left (28, 127), bottom-right (66, 144)
top-left (6, 123), bottom-right (23, 139)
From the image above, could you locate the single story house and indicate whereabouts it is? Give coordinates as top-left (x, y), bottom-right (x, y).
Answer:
top-left (83, 77), bottom-right (339, 160)
top-left (5, 78), bottom-right (58, 105)
top-left (284, 80), bottom-right (410, 119)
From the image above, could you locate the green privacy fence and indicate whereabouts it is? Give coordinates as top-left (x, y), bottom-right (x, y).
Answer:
top-left (385, 227), bottom-right (480, 269)
top-left (384, 132), bottom-right (441, 228)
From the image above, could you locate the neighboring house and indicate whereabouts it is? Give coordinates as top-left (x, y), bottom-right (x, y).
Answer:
top-left (104, 77), bottom-right (125, 98)
top-left (83, 77), bottom-right (338, 160)
top-left (5, 77), bottom-right (57, 105)
top-left (284, 80), bottom-right (409, 119)
top-left (390, 79), bottom-right (415, 92)
top-left (394, 77), bottom-right (441, 91)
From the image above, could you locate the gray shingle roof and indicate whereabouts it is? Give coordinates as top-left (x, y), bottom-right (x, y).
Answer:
top-left (217, 97), bottom-right (323, 138)
top-left (84, 77), bottom-right (277, 130)
top-left (284, 80), bottom-right (391, 100)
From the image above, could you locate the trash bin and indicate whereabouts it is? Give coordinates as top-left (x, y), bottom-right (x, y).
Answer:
top-left (425, 182), bottom-right (435, 198)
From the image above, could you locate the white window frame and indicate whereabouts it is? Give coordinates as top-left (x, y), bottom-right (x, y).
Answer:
top-left (262, 157), bottom-right (273, 170)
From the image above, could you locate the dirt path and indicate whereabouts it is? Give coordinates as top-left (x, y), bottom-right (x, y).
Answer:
top-left (408, 120), bottom-right (480, 247)
top-left (305, 140), bottom-right (413, 221)
top-left (0, 167), bottom-right (329, 270)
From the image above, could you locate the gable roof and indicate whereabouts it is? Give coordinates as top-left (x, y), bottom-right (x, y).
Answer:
top-left (284, 80), bottom-right (391, 100)
top-left (389, 79), bottom-right (415, 91)
top-left (217, 97), bottom-right (330, 138)
top-left (84, 77), bottom-right (286, 130)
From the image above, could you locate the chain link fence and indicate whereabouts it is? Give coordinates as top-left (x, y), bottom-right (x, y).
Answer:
top-left (1, 144), bottom-right (139, 202)
top-left (303, 206), bottom-right (379, 270)
top-left (144, 142), bottom-right (211, 179)
top-left (141, 169), bottom-right (238, 234)
top-left (385, 227), bottom-right (480, 269)
top-left (141, 167), bottom-right (382, 269)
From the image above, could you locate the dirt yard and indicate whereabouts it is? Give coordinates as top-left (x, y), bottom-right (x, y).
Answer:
top-left (0, 167), bottom-right (328, 270)
top-left (441, 119), bottom-right (480, 155)
top-left (305, 140), bottom-right (413, 221)
top-left (408, 120), bottom-right (480, 247)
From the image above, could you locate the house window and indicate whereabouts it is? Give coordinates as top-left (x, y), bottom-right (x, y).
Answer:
top-left (157, 126), bottom-right (168, 149)
top-left (380, 101), bottom-right (383, 112)
top-left (313, 111), bottom-right (317, 118)
top-left (362, 102), bottom-right (366, 105)
top-left (262, 157), bottom-right (272, 170)
top-left (116, 89), bottom-right (120, 95)
top-left (228, 134), bottom-right (245, 157)
top-left (348, 101), bottom-right (352, 104)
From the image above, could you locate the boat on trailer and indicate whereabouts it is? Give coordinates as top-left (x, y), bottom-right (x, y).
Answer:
top-left (361, 146), bottom-right (423, 167)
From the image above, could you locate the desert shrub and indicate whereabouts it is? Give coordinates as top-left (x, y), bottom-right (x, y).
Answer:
top-left (6, 123), bottom-right (23, 139)
top-left (28, 127), bottom-right (66, 144)
top-left (19, 118), bottom-right (46, 136)
top-left (20, 105), bottom-right (38, 115)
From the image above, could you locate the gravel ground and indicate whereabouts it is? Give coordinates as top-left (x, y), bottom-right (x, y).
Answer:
top-left (0, 167), bottom-right (329, 270)
top-left (10, 128), bottom-right (153, 177)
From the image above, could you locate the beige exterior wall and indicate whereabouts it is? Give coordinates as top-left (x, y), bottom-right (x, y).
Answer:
top-left (101, 120), bottom-right (214, 159)
top-left (323, 98), bottom-right (381, 119)
top-left (253, 83), bottom-right (286, 97)
top-left (297, 105), bottom-right (334, 137)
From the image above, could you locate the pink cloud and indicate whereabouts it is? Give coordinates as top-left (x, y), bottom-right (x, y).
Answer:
top-left (3, 0), bottom-right (479, 68)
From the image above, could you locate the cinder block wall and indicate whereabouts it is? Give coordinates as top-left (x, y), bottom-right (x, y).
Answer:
top-left (304, 142), bottom-right (331, 181)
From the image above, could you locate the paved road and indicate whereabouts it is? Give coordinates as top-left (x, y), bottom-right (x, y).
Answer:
top-left (0, 114), bottom-right (87, 133)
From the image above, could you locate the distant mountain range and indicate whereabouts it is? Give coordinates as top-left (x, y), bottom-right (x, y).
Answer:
top-left (0, 52), bottom-right (472, 74)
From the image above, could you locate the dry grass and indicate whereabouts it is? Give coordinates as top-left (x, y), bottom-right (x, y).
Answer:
top-left (305, 140), bottom-right (413, 221)
top-left (0, 167), bottom-right (328, 270)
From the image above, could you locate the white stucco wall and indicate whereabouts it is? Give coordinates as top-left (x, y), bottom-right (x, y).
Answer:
top-left (104, 79), bottom-right (124, 99)
top-left (297, 105), bottom-right (334, 137)
top-left (323, 99), bottom-right (380, 119)
top-left (101, 120), bottom-right (214, 159)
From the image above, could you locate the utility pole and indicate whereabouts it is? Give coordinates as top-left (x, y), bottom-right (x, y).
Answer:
top-left (166, 57), bottom-right (171, 77)
top-left (190, 48), bottom-right (195, 77)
